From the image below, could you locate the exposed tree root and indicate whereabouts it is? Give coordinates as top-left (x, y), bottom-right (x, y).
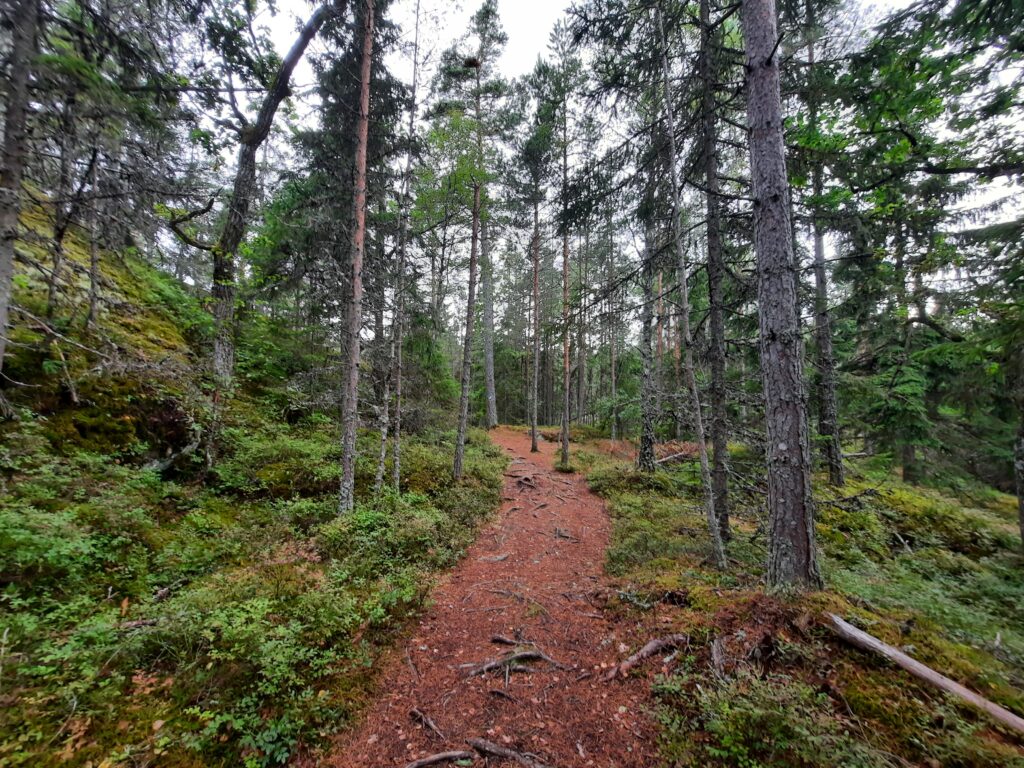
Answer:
top-left (468, 649), bottom-right (567, 677)
top-left (403, 750), bottom-right (475, 768)
top-left (467, 737), bottom-right (553, 768)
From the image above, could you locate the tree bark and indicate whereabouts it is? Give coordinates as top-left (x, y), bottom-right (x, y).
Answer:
top-left (741, 0), bottom-right (821, 588)
top-left (700, 0), bottom-right (731, 538)
top-left (559, 111), bottom-right (571, 468)
top-left (806, 3), bottom-right (844, 487)
top-left (481, 214), bottom-right (498, 428)
top-left (1016, 408), bottom-right (1024, 552)
top-left (637, 226), bottom-right (657, 473)
top-left (211, 2), bottom-right (340, 391)
top-left (658, 4), bottom-right (727, 569)
top-left (338, 0), bottom-right (375, 514)
top-left (531, 199), bottom-right (541, 453)
top-left (453, 63), bottom-right (484, 481)
top-left (0, 0), bottom-right (40, 400)
top-left (392, 0), bottom-right (421, 491)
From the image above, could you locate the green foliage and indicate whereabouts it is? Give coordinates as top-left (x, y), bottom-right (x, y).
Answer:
top-left (577, 434), bottom-right (1024, 767)
top-left (655, 670), bottom-right (893, 767)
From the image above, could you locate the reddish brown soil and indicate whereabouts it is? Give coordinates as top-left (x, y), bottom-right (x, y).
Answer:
top-left (324, 427), bottom-right (660, 768)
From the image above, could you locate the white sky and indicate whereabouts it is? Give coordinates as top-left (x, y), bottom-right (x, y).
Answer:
top-left (270, 0), bottom-right (575, 113)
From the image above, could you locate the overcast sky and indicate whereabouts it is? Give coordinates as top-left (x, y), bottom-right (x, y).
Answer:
top-left (270, 0), bottom-right (575, 118)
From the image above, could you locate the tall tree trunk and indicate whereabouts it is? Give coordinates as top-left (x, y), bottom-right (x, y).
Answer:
top-left (392, 0), bottom-right (421, 491)
top-left (481, 215), bottom-right (498, 428)
top-left (453, 63), bottom-right (484, 481)
top-left (637, 226), bottom-right (657, 473)
top-left (700, 0), bottom-right (731, 539)
top-left (338, 0), bottom-right (375, 513)
top-left (1015, 401), bottom-right (1024, 552)
top-left (658, 4), bottom-right (727, 569)
top-left (0, 0), bottom-right (39, 411)
top-left (741, 0), bottom-right (821, 589)
top-left (559, 115), bottom-right (571, 468)
top-left (806, 1), bottom-right (844, 487)
top-left (531, 199), bottom-right (541, 453)
top-left (86, 158), bottom-right (101, 329)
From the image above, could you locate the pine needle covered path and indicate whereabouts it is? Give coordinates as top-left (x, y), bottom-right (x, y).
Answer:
top-left (326, 427), bottom-right (659, 767)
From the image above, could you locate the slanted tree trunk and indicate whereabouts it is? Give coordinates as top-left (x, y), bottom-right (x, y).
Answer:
top-left (531, 199), bottom-right (541, 453)
top-left (658, 4), bottom-right (727, 569)
top-left (211, 2), bottom-right (340, 391)
top-left (481, 215), bottom-right (498, 428)
top-left (0, 0), bottom-right (39, 411)
top-left (637, 227), bottom-right (657, 473)
top-left (806, 2), bottom-right (844, 487)
top-left (700, 0), bottom-right (731, 538)
top-left (741, 0), bottom-right (821, 589)
top-left (338, 0), bottom-right (375, 514)
top-left (453, 62), bottom-right (484, 481)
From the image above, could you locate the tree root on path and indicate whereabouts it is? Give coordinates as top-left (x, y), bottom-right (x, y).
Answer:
top-left (403, 750), bottom-right (475, 768)
top-left (468, 649), bottom-right (568, 677)
top-left (605, 634), bottom-right (689, 681)
top-left (467, 737), bottom-right (553, 768)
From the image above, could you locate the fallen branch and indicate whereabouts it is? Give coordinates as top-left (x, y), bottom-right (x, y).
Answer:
top-left (404, 751), bottom-right (475, 768)
top-left (654, 450), bottom-right (694, 465)
top-left (410, 707), bottom-right (445, 740)
top-left (467, 737), bottom-right (552, 768)
top-left (605, 634), bottom-right (689, 680)
top-left (469, 649), bottom-right (567, 677)
top-left (827, 613), bottom-right (1024, 736)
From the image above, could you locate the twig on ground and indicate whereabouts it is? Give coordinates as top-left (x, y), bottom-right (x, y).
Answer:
top-left (605, 634), bottom-right (689, 680)
top-left (410, 707), bottom-right (445, 740)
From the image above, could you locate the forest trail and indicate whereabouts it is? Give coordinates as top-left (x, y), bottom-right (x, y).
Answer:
top-left (325, 426), bottom-right (659, 767)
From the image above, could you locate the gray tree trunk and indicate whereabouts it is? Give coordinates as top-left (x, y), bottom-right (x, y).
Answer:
top-left (658, 4), bottom-right (727, 570)
top-left (637, 228), bottom-right (657, 473)
top-left (741, 0), bottom-right (821, 588)
top-left (806, 10), bottom-right (844, 487)
top-left (559, 117), bottom-right (571, 468)
top-left (481, 215), bottom-right (498, 428)
top-left (0, 0), bottom-right (39, 411)
top-left (211, 3), bottom-right (339, 392)
top-left (531, 200), bottom-right (541, 453)
top-left (453, 64), bottom-right (484, 481)
top-left (338, 0), bottom-right (375, 514)
top-left (700, 0), bottom-right (731, 539)
top-left (392, 0), bottom-right (421, 491)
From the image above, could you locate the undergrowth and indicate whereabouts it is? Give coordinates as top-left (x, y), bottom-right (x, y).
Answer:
top-left (0, 411), bottom-right (504, 767)
top-left (0, 210), bottom-right (507, 767)
top-left (574, 440), bottom-right (1024, 767)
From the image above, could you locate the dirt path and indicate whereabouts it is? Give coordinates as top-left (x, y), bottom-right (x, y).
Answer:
top-left (325, 426), bottom-right (659, 767)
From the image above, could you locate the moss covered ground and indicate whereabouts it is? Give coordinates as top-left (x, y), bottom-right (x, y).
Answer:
top-left (570, 439), bottom-right (1024, 767)
top-left (0, 208), bottom-right (507, 767)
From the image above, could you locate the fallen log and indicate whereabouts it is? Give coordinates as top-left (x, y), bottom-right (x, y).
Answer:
top-left (404, 750), bottom-right (475, 768)
top-left (467, 737), bottom-right (552, 768)
top-left (826, 613), bottom-right (1024, 736)
top-left (605, 634), bottom-right (689, 680)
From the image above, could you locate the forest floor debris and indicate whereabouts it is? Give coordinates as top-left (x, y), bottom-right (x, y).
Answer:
top-left (324, 427), bottom-right (659, 767)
